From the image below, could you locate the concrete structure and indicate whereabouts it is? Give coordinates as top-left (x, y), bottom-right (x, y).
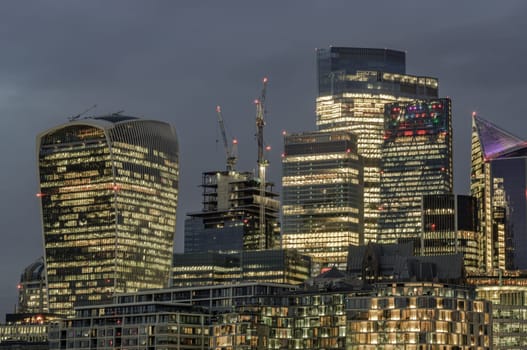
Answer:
top-left (37, 114), bottom-right (179, 315)
top-left (184, 170), bottom-right (279, 252)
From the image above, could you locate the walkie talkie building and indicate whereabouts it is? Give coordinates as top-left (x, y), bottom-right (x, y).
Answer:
top-left (37, 115), bottom-right (179, 316)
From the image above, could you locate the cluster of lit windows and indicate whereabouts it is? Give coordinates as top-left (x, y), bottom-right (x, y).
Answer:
top-left (282, 131), bottom-right (362, 269)
top-left (172, 251), bottom-right (310, 286)
top-left (0, 324), bottom-right (49, 343)
top-left (475, 285), bottom-right (527, 349)
top-left (49, 305), bottom-right (210, 350)
top-left (38, 120), bottom-right (178, 316)
top-left (315, 63), bottom-right (439, 244)
top-left (347, 283), bottom-right (491, 349)
top-left (378, 99), bottom-right (452, 244)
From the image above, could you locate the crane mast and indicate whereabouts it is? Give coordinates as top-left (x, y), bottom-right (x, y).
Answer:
top-left (255, 77), bottom-right (269, 249)
top-left (215, 105), bottom-right (237, 172)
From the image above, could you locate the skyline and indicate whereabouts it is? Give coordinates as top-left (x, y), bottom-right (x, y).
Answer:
top-left (1, 1), bottom-right (527, 318)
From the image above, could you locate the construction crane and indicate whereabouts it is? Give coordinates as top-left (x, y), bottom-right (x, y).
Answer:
top-left (68, 104), bottom-right (97, 121)
top-left (254, 77), bottom-right (269, 249)
top-left (215, 105), bottom-right (238, 172)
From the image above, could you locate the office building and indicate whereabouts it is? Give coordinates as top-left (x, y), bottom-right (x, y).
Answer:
top-left (380, 99), bottom-right (453, 243)
top-left (468, 274), bottom-right (527, 350)
top-left (37, 115), bottom-right (179, 315)
top-left (48, 302), bottom-right (210, 350)
top-left (50, 273), bottom-right (492, 350)
top-left (217, 273), bottom-right (490, 350)
top-left (172, 249), bottom-right (311, 286)
top-left (421, 194), bottom-right (479, 274)
top-left (16, 258), bottom-right (47, 314)
top-left (471, 114), bottom-right (527, 272)
top-left (184, 170), bottom-right (279, 252)
top-left (112, 282), bottom-right (295, 316)
top-left (316, 47), bottom-right (439, 242)
top-left (281, 131), bottom-right (363, 272)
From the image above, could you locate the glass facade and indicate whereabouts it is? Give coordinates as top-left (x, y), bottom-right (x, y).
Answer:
top-left (17, 258), bottom-right (48, 314)
top-left (282, 131), bottom-right (363, 272)
top-left (421, 194), bottom-right (479, 274)
top-left (471, 115), bottom-right (527, 272)
top-left (37, 116), bottom-right (179, 316)
top-left (380, 99), bottom-right (453, 243)
top-left (172, 250), bottom-right (311, 286)
top-left (472, 277), bottom-right (527, 350)
top-left (315, 47), bottom-right (439, 243)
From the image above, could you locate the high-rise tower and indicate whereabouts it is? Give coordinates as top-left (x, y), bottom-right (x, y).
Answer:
top-left (316, 47), bottom-right (439, 242)
top-left (282, 131), bottom-right (363, 272)
top-left (471, 115), bottom-right (527, 272)
top-left (379, 99), bottom-right (453, 243)
top-left (37, 115), bottom-right (179, 315)
top-left (421, 194), bottom-right (479, 274)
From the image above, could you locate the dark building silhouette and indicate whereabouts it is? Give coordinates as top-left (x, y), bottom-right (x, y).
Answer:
top-left (420, 194), bottom-right (479, 274)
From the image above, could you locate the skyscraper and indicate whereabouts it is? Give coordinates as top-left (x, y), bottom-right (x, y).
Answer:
top-left (379, 99), bottom-right (453, 243)
top-left (184, 170), bottom-right (280, 252)
top-left (282, 131), bottom-right (363, 272)
top-left (421, 194), bottom-right (479, 274)
top-left (316, 47), bottom-right (439, 242)
top-left (471, 114), bottom-right (527, 272)
top-left (37, 115), bottom-right (178, 315)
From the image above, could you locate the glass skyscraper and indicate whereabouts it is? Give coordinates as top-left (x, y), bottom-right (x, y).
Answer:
top-left (471, 114), bottom-right (527, 272)
top-left (316, 47), bottom-right (439, 243)
top-left (282, 131), bottom-right (363, 272)
top-left (379, 99), bottom-right (453, 243)
top-left (421, 194), bottom-right (479, 274)
top-left (37, 115), bottom-right (179, 316)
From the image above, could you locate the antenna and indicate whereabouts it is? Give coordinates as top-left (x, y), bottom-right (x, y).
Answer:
top-left (69, 104), bottom-right (97, 122)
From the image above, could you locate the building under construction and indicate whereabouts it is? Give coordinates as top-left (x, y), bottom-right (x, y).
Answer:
top-left (185, 78), bottom-right (281, 253)
top-left (184, 170), bottom-right (280, 252)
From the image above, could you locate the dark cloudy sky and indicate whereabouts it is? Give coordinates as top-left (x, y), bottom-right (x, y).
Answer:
top-left (0, 1), bottom-right (526, 317)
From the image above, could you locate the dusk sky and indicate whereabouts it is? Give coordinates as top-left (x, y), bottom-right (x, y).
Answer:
top-left (0, 1), bottom-right (526, 317)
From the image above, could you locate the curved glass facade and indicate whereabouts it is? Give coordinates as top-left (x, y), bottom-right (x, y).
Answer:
top-left (37, 117), bottom-right (178, 316)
